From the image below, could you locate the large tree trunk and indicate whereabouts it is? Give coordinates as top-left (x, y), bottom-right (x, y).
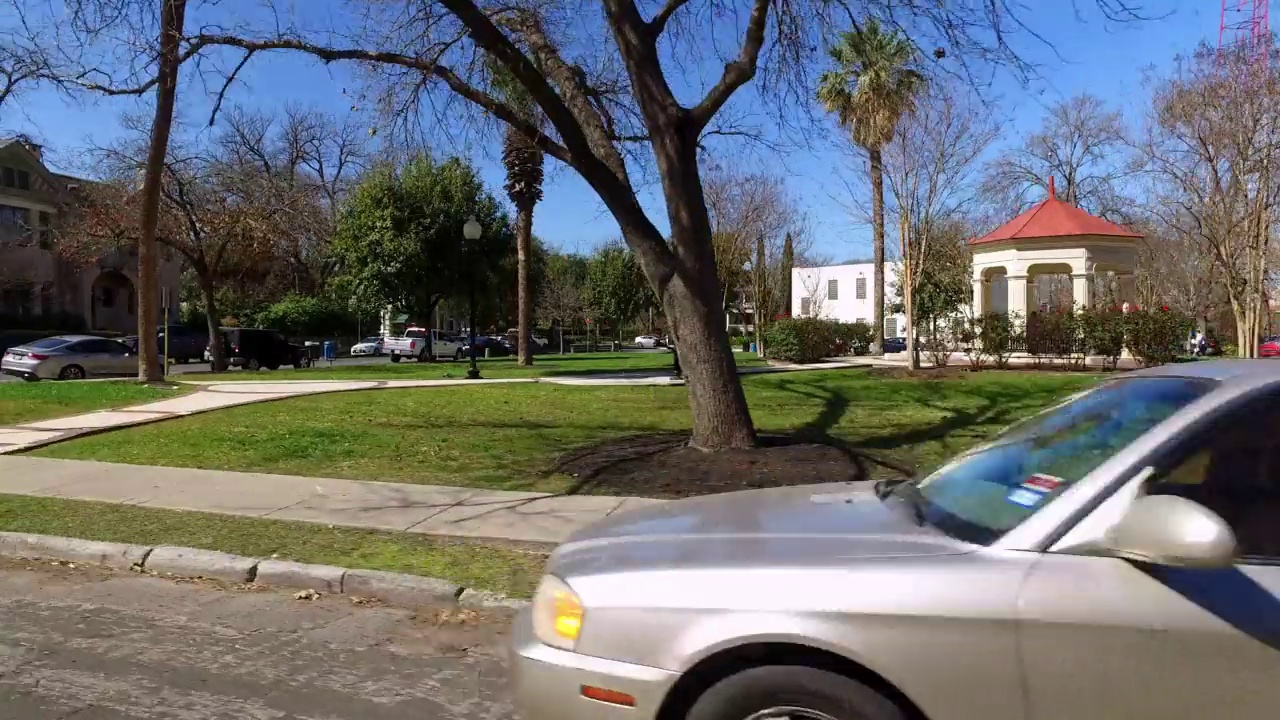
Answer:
top-left (199, 275), bottom-right (227, 372)
top-left (623, 124), bottom-right (755, 450)
top-left (870, 147), bottom-right (886, 354)
top-left (516, 202), bottom-right (534, 366)
top-left (135, 0), bottom-right (187, 382)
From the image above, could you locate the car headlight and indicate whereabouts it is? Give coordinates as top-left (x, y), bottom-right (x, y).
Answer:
top-left (531, 574), bottom-right (584, 651)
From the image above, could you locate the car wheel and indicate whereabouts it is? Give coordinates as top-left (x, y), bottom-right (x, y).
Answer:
top-left (390, 354), bottom-right (402, 363)
top-left (57, 365), bottom-right (86, 381)
top-left (265, 360), bottom-right (281, 371)
top-left (686, 666), bottom-right (905, 720)
top-left (416, 350), bottom-right (428, 363)
top-left (245, 358), bottom-right (261, 371)
top-left (455, 349), bottom-right (464, 361)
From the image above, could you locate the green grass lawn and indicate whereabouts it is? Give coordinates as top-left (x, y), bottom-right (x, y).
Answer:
top-left (179, 350), bottom-right (764, 381)
top-left (0, 494), bottom-right (546, 597)
top-left (34, 368), bottom-right (1098, 492)
top-left (0, 381), bottom-right (191, 426)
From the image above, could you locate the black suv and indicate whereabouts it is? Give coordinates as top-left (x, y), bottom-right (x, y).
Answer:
top-left (212, 328), bottom-right (307, 371)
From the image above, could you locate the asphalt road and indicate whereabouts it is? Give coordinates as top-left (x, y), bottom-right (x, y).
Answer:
top-left (0, 558), bottom-right (517, 719)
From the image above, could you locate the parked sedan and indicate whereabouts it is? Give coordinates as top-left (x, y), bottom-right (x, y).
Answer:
top-left (1, 335), bottom-right (137, 380)
top-left (1260, 336), bottom-right (1280, 358)
top-left (512, 360), bottom-right (1280, 720)
top-left (349, 336), bottom-right (384, 357)
top-left (634, 335), bottom-right (662, 349)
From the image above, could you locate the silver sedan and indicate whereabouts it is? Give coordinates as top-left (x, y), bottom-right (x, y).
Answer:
top-left (1, 335), bottom-right (137, 380)
top-left (511, 359), bottom-right (1280, 720)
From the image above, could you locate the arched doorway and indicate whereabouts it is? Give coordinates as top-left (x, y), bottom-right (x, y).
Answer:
top-left (91, 271), bottom-right (135, 333)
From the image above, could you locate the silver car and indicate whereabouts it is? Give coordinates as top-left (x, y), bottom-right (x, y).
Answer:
top-left (1, 335), bottom-right (137, 380)
top-left (511, 360), bottom-right (1280, 720)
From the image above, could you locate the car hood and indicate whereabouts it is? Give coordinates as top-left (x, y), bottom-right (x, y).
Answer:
top-left (549, 483), bottom-right (975, 578)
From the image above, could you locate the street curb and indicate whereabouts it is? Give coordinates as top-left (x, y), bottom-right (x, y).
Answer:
top-left (0, 532), bottom-right (531, 609)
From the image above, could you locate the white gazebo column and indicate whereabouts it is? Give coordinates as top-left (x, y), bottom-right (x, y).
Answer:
top-left (972, 277), bottom-right (985, 317)
top-left (1072, 272), bottom-right (1094, 309)
top-left (1006, 274), bottom-right (1029, 319)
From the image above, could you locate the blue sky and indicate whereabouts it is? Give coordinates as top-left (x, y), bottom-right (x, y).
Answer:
top-left (0, 0), bottom-right (1222, 260)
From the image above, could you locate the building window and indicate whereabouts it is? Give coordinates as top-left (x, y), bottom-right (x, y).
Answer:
top-left (0, 204), bottom-right (31, 244)
top-left (15, 170), bottom-right (29, 191)
top-left (885, 317), bottom-right (898, 338)
top-left (0, 284), bottom-right (34, 316)
top-left (828, 279), bottom-right (838, 301)
top-left (856, 277), bottom-right (867, 299)
top-left (0, 167), bottom-right (13, 188)
top-left (800, 297), bottom-right (812, 316)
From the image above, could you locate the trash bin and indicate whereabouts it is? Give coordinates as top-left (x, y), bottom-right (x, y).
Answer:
top-left (322, 341), bottom-right (337, 363)
top-left (749, 342), bottom-right (757, 353)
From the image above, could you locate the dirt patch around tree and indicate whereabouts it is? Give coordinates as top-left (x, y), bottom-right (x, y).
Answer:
top-left (554, 432), bottom-right (911, 499)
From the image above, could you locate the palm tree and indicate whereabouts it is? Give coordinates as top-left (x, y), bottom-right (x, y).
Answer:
top-left (491, 61), bottom-right (545, 366)
top-left (817, 19), bottom-right (925, 353)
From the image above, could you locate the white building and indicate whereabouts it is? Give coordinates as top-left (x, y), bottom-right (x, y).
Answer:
top-left (791, 262), bottom-right (909, 338)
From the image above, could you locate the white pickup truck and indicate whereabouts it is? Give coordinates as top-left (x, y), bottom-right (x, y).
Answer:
top-left (384, 327), bottom-right (465, 363)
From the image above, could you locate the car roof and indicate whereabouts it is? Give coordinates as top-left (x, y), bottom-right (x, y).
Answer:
top-left (1126, 359), bottom-right (1280, 382)
top-left (47, 334), bottom-right (104, 342)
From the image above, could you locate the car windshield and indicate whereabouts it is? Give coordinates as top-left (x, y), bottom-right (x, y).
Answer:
top-left (362, 337), bottom-right (380, 343)
top-left (26, 337), bottom-right (72, 350)
top-left (899, 376), bottom-right (1216, 546)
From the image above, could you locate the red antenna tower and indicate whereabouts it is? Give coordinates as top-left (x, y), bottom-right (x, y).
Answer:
top-left (1220, 0), bottom-right (1271, 68)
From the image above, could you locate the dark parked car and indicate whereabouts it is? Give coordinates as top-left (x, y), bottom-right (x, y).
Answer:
top-left (124, 325), bottom-right (208, 364)
top-left (209, 327), bottom-right (308, 371)
top-left (882, 336), bottom-right (907, 353)
top-left (461, 336), bottom-right (512, 358)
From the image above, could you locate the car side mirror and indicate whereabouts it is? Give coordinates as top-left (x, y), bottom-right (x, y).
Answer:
top-left (1100, 495), bottom-right (1237, 569)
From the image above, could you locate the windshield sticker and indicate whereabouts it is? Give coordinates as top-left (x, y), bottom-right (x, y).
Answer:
top-left (1021, 474), bottom-right (1064, 493)
top-left (1006, 488), bottom-right (1045, 508)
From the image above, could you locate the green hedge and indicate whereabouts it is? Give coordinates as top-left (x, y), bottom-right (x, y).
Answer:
top-left (765, 318), bottom-right (872, 363)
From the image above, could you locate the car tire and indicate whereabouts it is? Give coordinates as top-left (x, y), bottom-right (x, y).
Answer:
top-left (416, 350), bottom-right (428, 363)
top-left (57, 365), bottom-right (86, 381)
top-left (455, 349), bottom-right (464, 361)
top-left (265, 360), bottom-right (281, 371)
top-left (686, 666), bottom-right (905, 720)
top-left (245, 358), bottom-right (261, 371)
top-left (390, 354), bottom-right (402, 364)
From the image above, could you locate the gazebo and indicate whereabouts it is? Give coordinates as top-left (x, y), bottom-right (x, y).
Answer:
top-left (971, 178), bottom-right (1142, 319)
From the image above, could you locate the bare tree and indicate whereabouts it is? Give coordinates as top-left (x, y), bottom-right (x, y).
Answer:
top-left (703, 162), bottom-right (800, 325)
top-left (981, 93), bottom-right (1141, 222)
top-left (883, 80), bottom-right (998, 368)
top-left (1142, 43), bottom-right (1280, 357)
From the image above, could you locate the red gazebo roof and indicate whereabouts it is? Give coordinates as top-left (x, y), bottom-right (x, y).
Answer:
top-left (972, 177), bottom-right (1142, 245)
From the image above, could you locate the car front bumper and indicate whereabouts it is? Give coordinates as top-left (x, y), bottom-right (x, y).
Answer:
top-left (509, 608), bottom-right (679, 720)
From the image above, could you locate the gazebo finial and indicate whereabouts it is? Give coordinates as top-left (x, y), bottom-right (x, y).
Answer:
top-left (1048, 176), bottom-right (1056, 199)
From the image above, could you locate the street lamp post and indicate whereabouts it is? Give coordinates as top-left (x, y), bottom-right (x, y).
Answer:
top-left (463, 216), bottom-right (483, 380)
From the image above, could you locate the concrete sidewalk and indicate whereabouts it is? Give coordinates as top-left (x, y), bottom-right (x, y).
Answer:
top-left (0, 359), bottom-right (878, 455)
top-left (0, 456), bottom-right (664, 544)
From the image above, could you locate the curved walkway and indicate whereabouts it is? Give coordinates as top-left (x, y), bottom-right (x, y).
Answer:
top-left (0, 359), bottom-right (884, 456)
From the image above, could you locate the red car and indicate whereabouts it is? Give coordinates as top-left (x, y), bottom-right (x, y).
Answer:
top-left (1260, 336), bottom-right (1280, 357)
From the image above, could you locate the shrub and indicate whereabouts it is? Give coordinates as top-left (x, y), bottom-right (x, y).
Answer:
top-left (957, 316), bottom-right (986, 370)
top-left (832, 320), bottom-right (874, 356)
top-left (1025, 309), bottom-right (1082, 367)
top-left (766, 318), bottom-right (832, 363)
top-left (979, 311), bottom-right (1022, 369)
top-left (926, 317), bottom-right (966, 367)
top-left (1080, 307), bottom-right (1126, 370)
top-left (1125, 307), bottom-right (1192, 367)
